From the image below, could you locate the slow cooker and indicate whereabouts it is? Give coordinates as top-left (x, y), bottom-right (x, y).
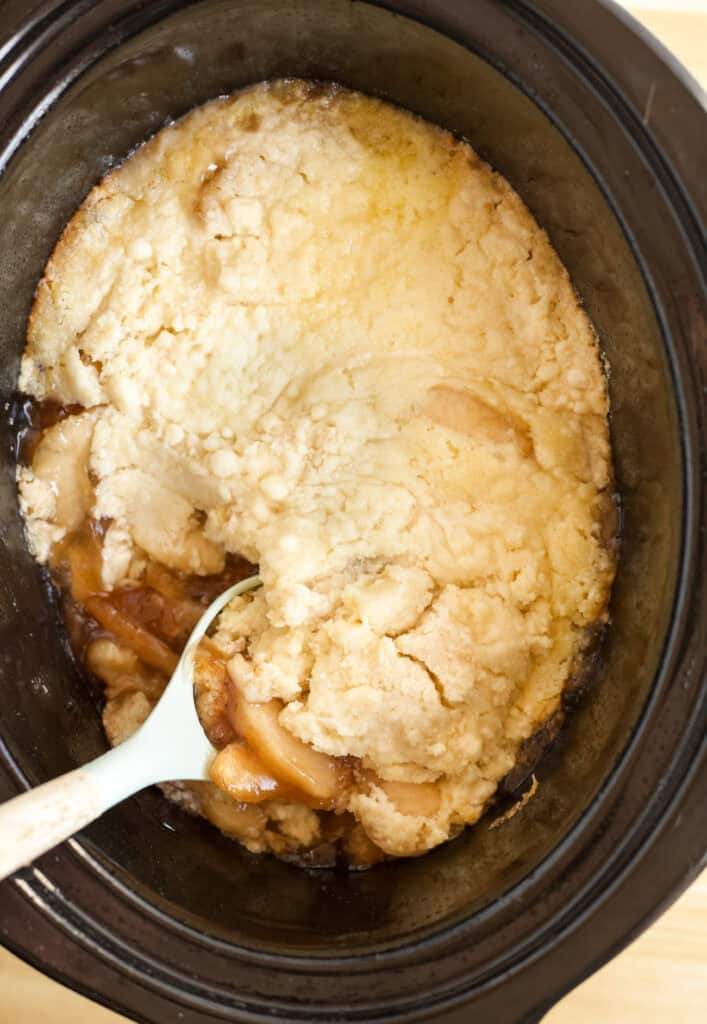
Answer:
top-left (0, 1), bottom-right (705, 1021)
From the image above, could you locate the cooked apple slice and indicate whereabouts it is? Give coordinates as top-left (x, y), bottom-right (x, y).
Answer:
top-left (344, 823), bottom-right (386, 868)
top-left (210, 742), bottom-right (285, 803)
top-left (85, 638), bottom-right (165, 702)
top-left (32, 412), bottom-right (95, 533)
top-left (51, 520), bottom-right (104, 602)
top-left (426, 385), bottom-right (533, 458)
top-left (230, 693), bottom-right (349, 808)
top-left (378, 778), bottom-right (441, 817)
top-left (193, 649), bottom-right (238, 749)
top-left (84, 595), bottom-right (178, 676)
top-left (198, 783), bottom-right (267, 840)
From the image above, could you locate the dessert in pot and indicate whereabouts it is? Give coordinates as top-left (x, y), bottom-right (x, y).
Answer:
top-left (17, 80), bottom-right (616, 867)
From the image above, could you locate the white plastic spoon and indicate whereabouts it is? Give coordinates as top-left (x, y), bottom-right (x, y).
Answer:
top-left (0, 574), bottom-right (261, 880)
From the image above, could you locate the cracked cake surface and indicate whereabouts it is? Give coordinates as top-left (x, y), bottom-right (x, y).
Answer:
top-left (18, 80), bottom-right (615, 860)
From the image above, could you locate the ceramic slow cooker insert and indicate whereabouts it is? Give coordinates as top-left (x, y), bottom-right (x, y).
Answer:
top-left (0, 2), bottom-right (704, 1022)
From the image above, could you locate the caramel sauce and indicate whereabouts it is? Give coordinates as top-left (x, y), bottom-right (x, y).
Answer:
top-left (193, 647), bottom-right (237, 749)
top-left (50, 517), bottom-right (255, 676)
top-left (50, 518), bottom-right (107, 600)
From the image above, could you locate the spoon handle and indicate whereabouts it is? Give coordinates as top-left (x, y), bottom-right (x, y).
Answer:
top-left (0, 738), bottom-right (162, 881)
top-left (0, 765), bottom-right (108, 879)
top-left (0, 577), bottom-right (261, 880)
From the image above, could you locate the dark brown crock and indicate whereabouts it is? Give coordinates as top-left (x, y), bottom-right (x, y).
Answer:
top-left (0, 2), bottom-right (704, 1021)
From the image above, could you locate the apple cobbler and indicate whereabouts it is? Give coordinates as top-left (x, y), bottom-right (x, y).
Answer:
top-left (17, 80), bottom-right (616, 866)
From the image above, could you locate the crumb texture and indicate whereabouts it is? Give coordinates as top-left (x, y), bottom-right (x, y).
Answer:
top-left (20, 80), bottom-right (614, 858)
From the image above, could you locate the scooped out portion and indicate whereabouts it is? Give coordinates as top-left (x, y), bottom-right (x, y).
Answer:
top-left (17, 80), bottom-right (615, 865)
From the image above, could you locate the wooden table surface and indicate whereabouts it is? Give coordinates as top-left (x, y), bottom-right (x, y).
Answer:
top-left (1, 4), bottom-right (705, 1023)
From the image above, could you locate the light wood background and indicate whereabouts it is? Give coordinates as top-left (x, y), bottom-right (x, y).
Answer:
top-left (1, 4), bottom-right (705, 1022)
